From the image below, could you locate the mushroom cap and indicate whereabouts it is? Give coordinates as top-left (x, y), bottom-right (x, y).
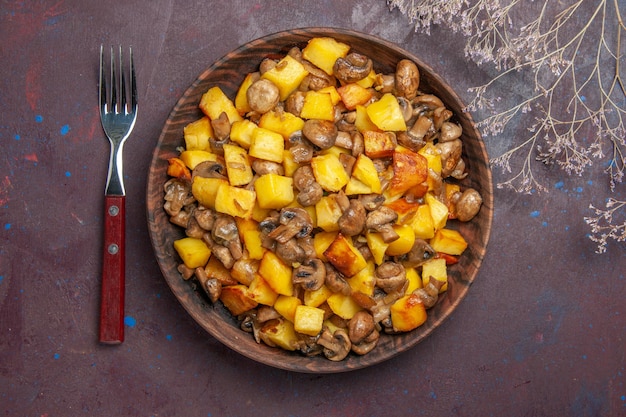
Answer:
top-left (333, 52), bottom-right (373, 84)
top-left (302, 119), bottom-right (338, 150)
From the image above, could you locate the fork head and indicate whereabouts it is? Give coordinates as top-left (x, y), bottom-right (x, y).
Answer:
top-left (99, 45), bottom-right (138, 140)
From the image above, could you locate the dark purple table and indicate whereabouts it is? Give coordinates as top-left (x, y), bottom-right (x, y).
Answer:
top-left (1, 1), bottom-right (624, 416)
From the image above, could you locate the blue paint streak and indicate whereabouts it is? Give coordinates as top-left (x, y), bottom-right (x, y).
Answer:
top-left (530, 210), bottom-right (540, 218)
top-left (4, 223), bottom-right (11, 230)
top-left (542, 221), bottom-right (548, 227)
top-left (0, 276), bottom-right (3, 284)
top-left (124, 316), bottom-right (136, 327)
top-left (575, 186), bottom-right (583, 193)
top-left (166, 334), bottom-right (173, 341)
top-left (60, 124), bottom-right (70, 135)
top-left (35, 115), bottom-right (43, 123)
top-left (53, 353), bottom-right (60, 360)
top-left (65, 171), bottom-right (71, 177)
top-left (14, 134), bottom-right (20, 140)
top-left (555, 181), bottom-right (564, 189)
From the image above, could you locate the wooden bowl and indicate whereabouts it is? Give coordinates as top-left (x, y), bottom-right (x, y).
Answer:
top-left (147, 28), bottom-right (493, 373)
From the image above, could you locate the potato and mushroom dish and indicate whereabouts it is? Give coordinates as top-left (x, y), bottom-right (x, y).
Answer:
top-left (163, 36), bottom-right (483, 361)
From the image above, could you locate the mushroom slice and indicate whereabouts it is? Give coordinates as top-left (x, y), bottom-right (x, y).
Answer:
top-left (437, 139), bottom-right (463, 178)
top-left (365, 206), bottom-right (399, 243)
top-left (351, 328), bottom-right (380, 355)
top-left (267, 207), bottom-right (313, 244)
top-left (292, 258), bottom-right (326, 291)
top-left (252, 159), bottom-right (284, 176)
top-left (414, 277), bottom-right (445, 308)
top-left (211, 111), bottom-right (231, 141)
top-left (293, 165), bottom-right (323, 207)
top-left (338, 198), bottom-right (366, 237)
top-left (359, 193), bottom-right (385, 211)
top-left (212, 214), bottom-right (243, 261)
top-left (333, 52), bottom-right (373, 84)
top-left (288, 131), bottom-right (315, 163)
top-left (275, 238), bottom-right (307, 266)
top-left (324, 263), bottom-right (351, 296)
top-left (205, 278), bottom-right (222, 304)
top-left (317, 328), bottom-right (351, 361)
top-left (163, 178), bottom-right (193, 216)
top-left (397, 239), bottom-right (436, 268)
top-left (192, 160), bottom-right (227, 180)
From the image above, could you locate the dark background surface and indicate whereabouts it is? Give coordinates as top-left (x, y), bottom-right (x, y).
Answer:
top-left (1, 1), bottom-right (624, 416)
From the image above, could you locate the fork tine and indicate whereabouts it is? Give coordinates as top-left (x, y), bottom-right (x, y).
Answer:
top-left (130, 47), bottom-right (137, 112)
top-left (99, 45), bottom-right (107, 113)
top-left (119, 46), bottom-right (127, 114)
top-left (110, 46), bottom-right (117, 112)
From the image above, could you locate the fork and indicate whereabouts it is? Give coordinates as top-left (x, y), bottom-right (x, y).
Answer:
top-left (98, 45), bottom-right (137, 344)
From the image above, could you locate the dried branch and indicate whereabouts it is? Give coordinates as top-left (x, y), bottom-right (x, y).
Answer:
top-left (389, 0), bottom-right (626, 252)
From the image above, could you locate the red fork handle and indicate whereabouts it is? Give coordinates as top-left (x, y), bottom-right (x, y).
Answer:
top-left (100, 195), bottom-right (125, 344)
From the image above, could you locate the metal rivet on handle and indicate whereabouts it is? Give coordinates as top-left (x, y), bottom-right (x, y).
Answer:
top-left (108, 205), bottom-right (120, 216)
top-left (108, 243), bottom-right (119, 255)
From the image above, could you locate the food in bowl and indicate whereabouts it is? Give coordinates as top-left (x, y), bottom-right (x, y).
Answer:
top-left (161, 36), bottom-right (483, 362)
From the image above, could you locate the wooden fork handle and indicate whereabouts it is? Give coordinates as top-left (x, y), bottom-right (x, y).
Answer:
top-left (100, 195), bottom-right (125, 344)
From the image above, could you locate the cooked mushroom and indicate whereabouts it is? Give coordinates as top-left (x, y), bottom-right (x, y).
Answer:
top-left (185, 215), bottom-right (204, 238)
top-left (359, 193), bottom-right (385, 211)
top-left (324, 263), bottom-right (352, 295)
top-left (397, 239), bottom-right (436, 268)
top-left (395, 59), bottom-right (420, 100)
top-left (397, 96), bottom-right (414, 122)
top-left (437, 139), bottom-right (463, 178)
top-left (299, 65), bottom-right (336, 91)
top-left (177, 263), bottom-right (195, 280)
top-left (414, 277), bottom-right (445, 308)
top-left (408, 115), bottom-right (433, 143)
top-left (288, 131), bottom-right (315, 163)
top-left (455, 188), bottom-right (482, 222)
top-left (202, 232), bottom-right (235, 269)
top-left (351, 328), bottom-right (380, 355)
top-left (212, 214), bottom-right (243, 261)
top-left (163, 178), bottom-right (193, 216)
top-left (396, 131), bottom-right (426, 153)
top-left (302, 119), bottom-right (337, 150)
top-left (211, 112), bottom-right (231, 141)
top-left (247, 78), bottom-right (280, 114)
top-left (205, 278), bottom-right (222, 303)
top-left (348, 311), bottom-right (376, 345)
top-left (440, 122), bottom-right (462, 142)
top-left (365, 206), bottom-right (399, 243)
top-left (169, 207), bottom-right (192, 228)
top-left (375, 73), bottom-right (395, 93)
top-left (293, 165), bottom-right (323, 206)
top-left (375, 262), bottom-right (408, 294)
top-left (338, 198), bottom-right (366, 237)
top-left (257, 305), bottom-right (281, 322)
top-left (252, 159), bottom-right (284, 175)
top-left (275, 238), bottom-right (307, 265)
top-left (285, 91), bottom-right (306, 116)
top-left (267, 207), bottom-right (313, 244)
top-left (292, 258), bottom-right (326, 291)
top-left (192, 160), bottom-right (227, 180)
top-left (317, 328), bottom-right (351, 361)
top-left (193, 207), bottom-right (215, 230)
top-left (333, 52), bottom-right (373, 84)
